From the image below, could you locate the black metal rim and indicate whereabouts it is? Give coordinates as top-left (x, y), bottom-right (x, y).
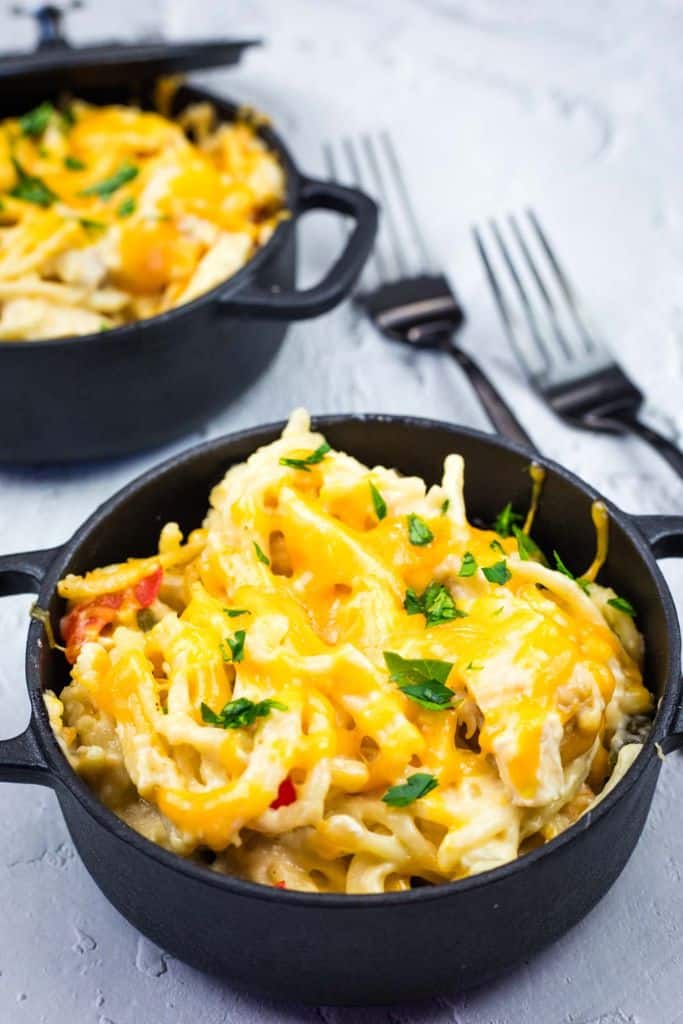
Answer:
top-left (0, 84), bottom-right (301, 353)
top-left (25, 415), bottom-right (682, 907)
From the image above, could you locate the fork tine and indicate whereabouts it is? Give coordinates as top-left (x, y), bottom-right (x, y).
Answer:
top-left (526, 209), bottom-right (594, 352)
top-left (507, 214), bottom-right (573, 360)
top-left (336, 137), bottom-right (388, 285)
top-left (487, 219), bottom-right (553, 378)
top-left (322, 142), bottom-right (349, 246)
top-left (378, 132), bottom-right (433, 273)
top-left (362, 134), bottom-right (409, 279)
top-left (321, 141), bottom-right (337, 179)
top-left (475, 226), bottom-right (548, 382)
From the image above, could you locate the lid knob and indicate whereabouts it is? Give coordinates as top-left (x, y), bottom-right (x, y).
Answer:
top-left (10, 1), bottom-right (83, 50)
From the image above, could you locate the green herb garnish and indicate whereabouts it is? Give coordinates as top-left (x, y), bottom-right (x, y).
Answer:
top-left (490, 539), bottom-right (505, 555)
top-left (553, 551), bottom-right (590, 593)
top-left (10, 158), bottom-right (56, 207)
top-left (512, 525), bottom-right (542, 562)
top-left (220, 629), bottom-right (246, 663)
top-left (117, 196), bottom-right (136, 218)
top-left (458, 551), bottom-right (477, 577)
top-left (253, 541), bottom-right (270, 565)
top-left (369, 480), bottom-right (387, 521)
top-left (201, 697), bottom-right (287, 730)
top-left (440, 498), bottom-right (450, 515)
top-left (224, 608), bottom-right (251, 618)
top-left (20, 102), bottom-right (55, 138)
top-left (79, 218), bottom-right (106, 232)
top-left (399, 679), bottom-right (461, 711)
top-left (465, 661), bottom-right (482, 671)
top-left (607, 596), bottom-right (636, 617)
top-left (384, 651), bottom-right (454, 700)
top-left (403, 582), bottom-right (467, 628)
top-left (64, 155), bottom-right (86, 171)
top-left (279, 442), bottom-right (330, 472)
top-left (482, 560), bottom-right (511, 585)
top-left (493, 502), bottom-right (523, 537)
top-left (60, 106), bottom-right (76, 130)
top-left (407, 513), bottom-right (433, 546)
top-left (80, 162), bottom-right (139, 199)
top-left (382, 772), bottom-right (438, 807)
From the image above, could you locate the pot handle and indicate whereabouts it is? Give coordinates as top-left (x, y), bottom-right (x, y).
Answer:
top-left (632, 515), bottom-right (683, 559)
top-left (631, 517), bottom-right (683, 750)
top-left (0, 548), bottom-right (61, 785)
top-left (218, 176), bottom-right (378, 320)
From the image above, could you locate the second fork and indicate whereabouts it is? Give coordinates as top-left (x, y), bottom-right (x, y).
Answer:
top-left (323, 133), bottom-right (535, 450)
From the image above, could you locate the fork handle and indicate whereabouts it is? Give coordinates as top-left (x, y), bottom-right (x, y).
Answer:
top-left (617, 413), bottom-right (683, 479)
top-left (444, 342), bottom-right (536, 449)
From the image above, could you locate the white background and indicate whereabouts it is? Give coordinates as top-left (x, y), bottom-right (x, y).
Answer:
top-left (1, 1), bottom-right (683, 1021)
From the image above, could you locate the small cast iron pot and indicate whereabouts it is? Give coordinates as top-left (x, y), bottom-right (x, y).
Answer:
top-left (1, 416), bottom-right (682, 1005)
top-left (0, 85), bottom-right (377, 464)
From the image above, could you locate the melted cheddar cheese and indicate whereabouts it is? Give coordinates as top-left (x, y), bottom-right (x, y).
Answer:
top-left (45, 410), bottom-right (653, 893)
top-left (0, 98), bottom-right (285, 340)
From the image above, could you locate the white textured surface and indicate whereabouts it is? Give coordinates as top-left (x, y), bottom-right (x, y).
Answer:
top-left (1, 1), bottom-right (683, 1021)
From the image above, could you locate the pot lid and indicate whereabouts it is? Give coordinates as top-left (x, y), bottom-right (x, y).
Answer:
top-left (0, 3), bottom-right (261, 97)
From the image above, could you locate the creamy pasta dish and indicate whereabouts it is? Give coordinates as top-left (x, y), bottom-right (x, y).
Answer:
top-left (45, 411), bottom-right (653, 893)
top-left (0, 96), bottom-right (285, 340)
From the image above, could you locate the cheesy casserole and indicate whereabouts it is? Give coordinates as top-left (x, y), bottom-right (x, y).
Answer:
top-left (0, 98), bottom-right (285, 340)
top-left (45, 411), bottom-right (653, 893)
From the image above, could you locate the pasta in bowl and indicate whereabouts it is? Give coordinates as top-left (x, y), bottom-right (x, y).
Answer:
top-left (0, 96), bottom-right (285, 340)
top-left (45, 410), bottom-right (653, 894)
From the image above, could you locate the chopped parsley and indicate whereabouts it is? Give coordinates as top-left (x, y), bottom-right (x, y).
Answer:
top-left (80, 162), bottom-right (139, 198)
top-left (493, 502), bottom-right (523, 537)
top-left (440, 498), bottom-right (450, 515)
top-left (490, 538), bottom-right (505, 555)
top-left (399, 678), bottom-right (461, 711)
top-left (253, 541), bottom-right (270, 565)
top-left (220, 629), bottom-right (246, 663)
top-left (512, 524), bottom-right (542, 562)
top-left (64, 155), bottom-right (86, 171)
top-left (369, 480), bottom-right (387, 520)
top-left (482, 560), bottom-right (511, 585)
top-left (224, 608), bottom-right (251, 618)
top-left (201, 697), bottom-right (287, 730)
top-left (20, 101), bottom-right (54, 138)
top-left (117, 196), bottom-right (136, 218)
top-left (465, 661), bottom-right (482, 671)
top-left (403, 582), bottom-right (467, 627)
top-left (553, 551), bottom-right (590, 593)
top-left (60, 106), bottom-right (76, 130)
top-left (10, 158), bottom-right (56, 207)
top-left (384, 651), bottom-right (455, 708)
top-left (279, 441), bottom-right (330, 472)
top-left (607, 596), bottom-right (636, 617)
top-left (79, 218), bottom-right (106, 233)
top-left (382, 772), bottom-right (438, 807)
top-left (407, 513), bottom-right (433, 546)
top-left (458, 551), bottom-right (478, 577)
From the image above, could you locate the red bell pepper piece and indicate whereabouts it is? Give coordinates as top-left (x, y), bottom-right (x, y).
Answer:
top-left (61, 592), bottom-right (123, 664)
top-left (133, 567), bottom-right (163, 607)
top-left (270, 776), bottom-right (296, 809)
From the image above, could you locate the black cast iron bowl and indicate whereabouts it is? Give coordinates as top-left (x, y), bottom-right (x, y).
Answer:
top-left (0, 84), bottom-right (377, 464)
top-left (1, 415), bottom-right (682, 1005)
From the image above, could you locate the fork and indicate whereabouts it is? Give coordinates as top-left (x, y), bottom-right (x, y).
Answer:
top-left (322, 133), bottom-right (534, 449)
top-left (473, 210), bottom-right (683, 477)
